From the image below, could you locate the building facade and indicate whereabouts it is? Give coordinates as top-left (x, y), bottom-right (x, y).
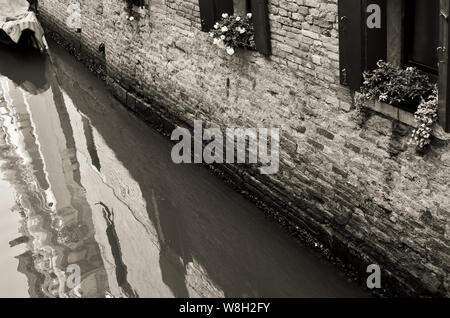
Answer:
top-left (36, 0), bottom-right (450, 296)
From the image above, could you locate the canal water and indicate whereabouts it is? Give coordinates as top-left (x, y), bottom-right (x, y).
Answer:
top-left (0, 41), bottom-right (369, 298)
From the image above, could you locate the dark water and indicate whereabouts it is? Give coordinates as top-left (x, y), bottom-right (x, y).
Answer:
top-left (0, 41), bottom-right (369, 298)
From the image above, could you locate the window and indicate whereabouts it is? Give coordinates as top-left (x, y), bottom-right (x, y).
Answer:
top-left (338, 0), bottom-right (450, 132)
top-left (131, 0), bottom-right (147, 6)
top-left (198, 0), bottom-right (234, 32)
top-left (199, 0), bottom-right (271, 55)
top-left (233, 0), bottom-right (252, 15)
top-left (404, 0), bottom-right (439, 74)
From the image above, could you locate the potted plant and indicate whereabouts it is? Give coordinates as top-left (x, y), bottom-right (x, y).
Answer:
top-left (410, 87), bottom-right (438, 152)
top-left (209, 13), bottom-right (255, 55)
top-left (356, 61), bottom-right (438, 152)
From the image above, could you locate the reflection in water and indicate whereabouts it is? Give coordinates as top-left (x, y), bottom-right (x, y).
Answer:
top-left (0, 42), bottom-right (369, 298)
top-left (0, 48), bottom-right (108, 297)
top-left (151, 190), bottom-right (190, 298)
top-left (97, 202), bottom-right (137, 298)
top-left (0, 42), bottom-right (50, 94)
top-left (9, 235), bottom-right (29, 248)
top-left (82, 117), bottom-right (101, 172)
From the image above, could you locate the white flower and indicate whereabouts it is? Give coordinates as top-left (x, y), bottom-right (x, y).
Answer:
top-left (129, 16), bottom-right (134, 21)
top-left (222, 13), bottom-right (229, 18)
top-left (236, 16), bottom-right (241, 21)
top-left (221, 26), bottom-right (228, 32)
top-left (239, 28), bottom-right (246, 34)
top-left (209, 32), bottom-right (214, 37)
top-left (247, 13), bottom-right (252, 18)
top-left (220, 35), bottom-right (226, 40)
top-left (226, 47), bottom-right (235, 55)
top-left (214, 23), bottom-right (219, 29)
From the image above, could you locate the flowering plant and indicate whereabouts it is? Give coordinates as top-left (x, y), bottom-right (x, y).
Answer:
top-left (360, 61), bottom-right (434, 110)
top-left (123, 0), bottom-right (146, 21)
top-left (209, 13), bottom-right (255, 55)
top-left (410, 86), bottom-right (439, 152)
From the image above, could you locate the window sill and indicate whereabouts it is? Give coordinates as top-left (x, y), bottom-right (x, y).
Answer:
top-left (356, 93), bottom-right (450, 141)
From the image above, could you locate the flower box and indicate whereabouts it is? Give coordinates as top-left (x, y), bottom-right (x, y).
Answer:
top-left (356, 92), bottom-right (450, 141)
top-left (210, 13), bottom-right (255, 56)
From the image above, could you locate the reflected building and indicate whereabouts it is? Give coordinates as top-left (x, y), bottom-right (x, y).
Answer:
top-left (0, 50), bottom-right (222, 298)
top-left (0, 61), bottom-right (109, 297)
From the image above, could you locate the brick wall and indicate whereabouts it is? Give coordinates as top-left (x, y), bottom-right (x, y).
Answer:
top-left (38, 0), bottom-right (450, 296)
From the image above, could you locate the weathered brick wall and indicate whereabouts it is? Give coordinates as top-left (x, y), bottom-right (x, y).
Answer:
top-left (38, 0), bottom-right (450, 296)
top-left (38, 0), bottom-right (106, 61)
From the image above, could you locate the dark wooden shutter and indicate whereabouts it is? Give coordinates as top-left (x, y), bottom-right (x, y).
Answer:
top-left (199, 0), bottom-right (217, 31)
top-left (364, 0), bottom-right (387, 71)
top-left (251, 0), bottom-right (271, 56)
top-left (199, 0), bottom-right (234, 32)
top-left (438, 0), bottom-right (450, 132)
top-left (338, 0), bottom-right (387, 91)
top-left (338, 0), bottom-right (364, 90)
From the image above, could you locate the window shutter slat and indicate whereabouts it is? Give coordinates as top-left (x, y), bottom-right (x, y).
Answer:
top-left (199, 0), bottom-right (217, 31)
top-left (251, 0), bottom-right (271, 56)
top-left (439, 0), bottom-right (450, 132)
top-left (338, 0), bottom-right (364, 90)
